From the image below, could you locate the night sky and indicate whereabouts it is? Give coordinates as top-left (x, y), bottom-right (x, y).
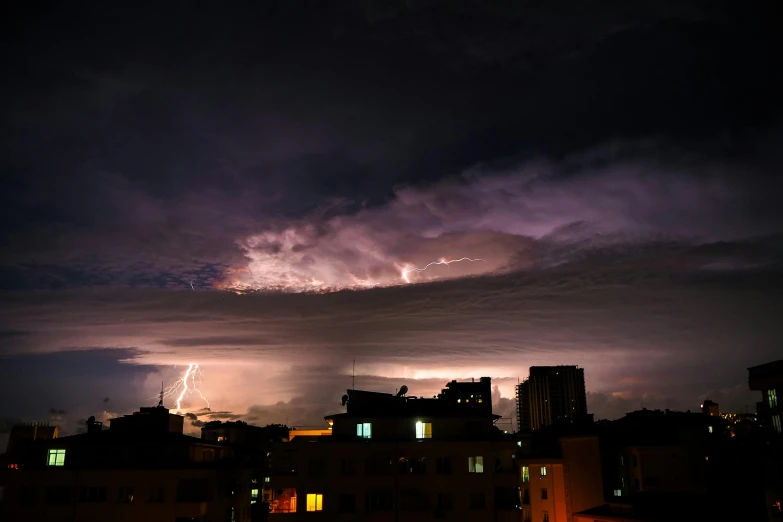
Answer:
top-left (2, 1), bottom-right (782, 445)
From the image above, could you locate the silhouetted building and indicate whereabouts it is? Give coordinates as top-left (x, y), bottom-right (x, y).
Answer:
top-left (5, 422), bottom-right (58, 455)
top-left (201, 421), bottom-right (289, 445)
top-left (517, 366), bottom-right (587, 432)
top-left (749, 360), bottom-right (783, 435)
top-left (701, 399), bottom-right (719, 416)
top-left (0, 405), bottom-right (258, 522)
top-left (262, 378), bottom-right (521, 519)
top-left (748, 360), bottom-right (783, 521)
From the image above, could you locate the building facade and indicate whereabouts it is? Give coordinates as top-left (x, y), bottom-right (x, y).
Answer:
top-left (517, 366), bottom-right (587, 432)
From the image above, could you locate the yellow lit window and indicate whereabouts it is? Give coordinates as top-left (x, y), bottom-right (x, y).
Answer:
top-left (47, 449), bottom-right (66, 466)
top-left (468, 456), bottom-right (484, 473)
top-left (306, 493), bottom-right (323, 511)
top-left (540, 466), bottom-right (547, 476)
top-left (251, 488), bottom-right (258, 504)
top-left (521, 466), bottom-right (530, 482)
top-left (415, 421), bottom-right (432, 439)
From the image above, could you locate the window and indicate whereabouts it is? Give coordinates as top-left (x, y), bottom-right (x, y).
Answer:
top-left (149, 486), bottom-right (165, 503)
top-left (469, 492), bottom-right (486, 509)
top-left (400, 457), bottom-right (426, 474)
top-left (468, 456), bottom-right (484, 473)
top-left (543, 511), bottom-right (550, 522)
top-left (772, 415), bottom-right (782, 434)
top-left (217, 435), bottom-right (226, 442)
top-left (46, 486), bottom-right (71, 504)
top-left (620, 456), bottom-right (624, 466)
top-left (769, 389), bottom-right (778, 408)
top-left (338, 493), bottom-right (356, 513)
top-left (437, 493), bottom-right (454, 511)
top-left (366, 490), bottom-right (394, 512)
top-left (708, 426), bottom-right (713, 433)
top-left (356, 422), bottom-right (372, 439)
top-left (541, 488), bottom-right (548, 500)
top-left (264, 477), bottom-right (270, 483)
top-left (613, 488), bottom-right (622, 497)
top-left (521, 466), bottom-right (530, 482)
top-left (399, 489), bottom-right (429, 511)
top-left (47, 449), bottom-right (66, 467)
top-left (306, 493), bottom-right (323, 512)
top-left (415, 421), bottom-right (432, 439)
top-left (522, 488), bottom-right (530, 505)
top-left (251, 488), bottom-right (258, 505)
top-left (540, 466), bottom-right (547, 476)
top-left (117, 486), bottom-right (134, 503)
top-left (78, 486), bottom-right (107, 502)
top-left (436, 457), bottom-right (452, 474)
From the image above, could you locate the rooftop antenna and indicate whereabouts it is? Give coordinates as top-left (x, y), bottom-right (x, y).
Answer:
top-left (352, 359), bottom-right (355, 390)
top-left (158, 381), bottom-right (164, 407)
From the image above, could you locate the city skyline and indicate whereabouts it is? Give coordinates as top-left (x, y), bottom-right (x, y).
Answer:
top-left (2, 1), bottom-right (782, 452)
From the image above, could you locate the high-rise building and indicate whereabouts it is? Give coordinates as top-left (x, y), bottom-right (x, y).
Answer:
top-left (517, 366), bottom-right (587, 432)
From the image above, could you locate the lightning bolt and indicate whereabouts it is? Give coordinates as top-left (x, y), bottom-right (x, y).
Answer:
top-left (401, 257), bottom-right (485, 283)
top-left (156, 364), bottom-right (210, 412)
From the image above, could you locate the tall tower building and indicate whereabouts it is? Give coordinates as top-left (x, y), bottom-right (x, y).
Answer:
top-left (517, 365), bottom-right (587, 432)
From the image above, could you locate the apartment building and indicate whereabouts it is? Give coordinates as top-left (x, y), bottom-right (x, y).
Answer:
top-left (0, 406), bottom-right (260, 522)
top-left (265, 378), bottom-right (521, 521)
top-left (517, 366), bottom-right (587, 432)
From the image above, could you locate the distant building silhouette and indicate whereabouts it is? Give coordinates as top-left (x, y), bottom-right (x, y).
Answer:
top-left (517, 365), bottom-right (587, 432)
top-left (701, 399), bottom-right (719, 416)
top-left (748, 359), bottom-right (783, 521)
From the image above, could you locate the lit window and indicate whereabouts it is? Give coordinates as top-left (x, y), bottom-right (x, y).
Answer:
top-left (773, 415), bottom-right (782, 434)
top-left (517, 441), bottom-right (522, 447)
top-left (306, 493), bottom-right (323, 511)
top-left (468, 456), bottom-right (484, 473)
top-left (620, 456), bottom-right (624, 466)
top-left (356, 422), bottom-right (372, 438)
top-left (540, 466), bottom-right (547, 476)
top-left (217, 435), bottom-right (226, 442)
top-left (47, 449), bottom-right (65, 467)
top-left (264, 477), bottom-right (270, 483)
top-left (708, 426), bottom-right (713, 433)
top-left (613, 489), bottom-right (622, 497)
top-left (521, 466), bottom-right (530, 483)
top-left (415, 421), bottom-right (432, 439)
top-left (251, 488), bottom-right (258, 505)
top-left (769, 389), bottom-right (778, 408)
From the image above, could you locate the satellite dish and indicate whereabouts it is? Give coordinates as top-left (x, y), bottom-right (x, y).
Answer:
top-left (341, 394), bottom-right (349, 406)
top-left (397, 385), bottom-right (408, 397)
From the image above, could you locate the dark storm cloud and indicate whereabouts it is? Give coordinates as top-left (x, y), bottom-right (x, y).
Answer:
top-left (2, 2), bottom-right (781, 290)
top-left (48, 408), bottom-right (67, 415)
top-left (1, 1), bottom-right (781, 432)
